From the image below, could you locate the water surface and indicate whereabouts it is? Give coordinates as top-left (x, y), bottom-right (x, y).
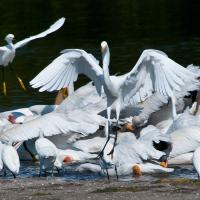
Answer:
top-left (0, 0), bottom-right (200, 111)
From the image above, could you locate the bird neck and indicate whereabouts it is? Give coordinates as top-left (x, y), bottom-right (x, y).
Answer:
top-left (39, 129), bottom-right (44, 138)
top-left (171, 95), bottom-right (177, 120)
top-left (7, 41), bottom-right (14, 49)
top-left (102, 47), bottom-right (114, 92)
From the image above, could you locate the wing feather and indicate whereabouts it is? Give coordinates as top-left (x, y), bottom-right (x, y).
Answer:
top-left (30, 49), bottom-right (103, 95)
top-left (0, 110), bottom-right (105, 143)
top-left (121, 49), bottom-right (200, 104)
top-left (14, 17), bottom-right (65, 49)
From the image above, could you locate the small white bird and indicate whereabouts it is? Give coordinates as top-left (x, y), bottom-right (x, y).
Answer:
top-left (35, 133), bottom-right (58, 176)
top-left (0, 142), bottom-right (20, 178)
top-left (0, 17), bottom-right (65, 95)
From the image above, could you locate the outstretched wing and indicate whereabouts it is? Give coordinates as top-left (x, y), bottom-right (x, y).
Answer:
top-left (121, 49), bottom-right (200, 104)
top-left (14, 17), bottom-right (65, 49)
top-left (30, 49), bottom-right (104, 95)
top-left (0, 110), bottom-right (106, 143)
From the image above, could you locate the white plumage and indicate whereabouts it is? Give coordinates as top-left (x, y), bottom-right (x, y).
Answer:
top-left (0, 142), bottom-right (20, 178)
top-left (30, 42), bottom-right (200, 148)
top-left (192, 147), bottom-right (200, 178)
top-left (0, 17), bottom-right (65, 67)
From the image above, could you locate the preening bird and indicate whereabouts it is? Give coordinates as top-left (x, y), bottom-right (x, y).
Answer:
top-left (0, 17), bottom-right (65, 95)
top-left (30, 41), bottom-right (200, 156)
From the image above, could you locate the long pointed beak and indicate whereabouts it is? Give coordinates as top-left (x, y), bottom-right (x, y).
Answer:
top-left (17, 76), bottom-right (26, 91)
top-left (160, 160), bottom-right (168, 168)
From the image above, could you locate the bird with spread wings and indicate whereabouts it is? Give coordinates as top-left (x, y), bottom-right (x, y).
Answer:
top-left (0, 17), bottom-right (65, 95)
top-left (30, 41), bottom-right (200, 155)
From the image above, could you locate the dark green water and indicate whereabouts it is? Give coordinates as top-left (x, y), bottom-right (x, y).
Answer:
top-left (0, 0), bottom-right (200, 111)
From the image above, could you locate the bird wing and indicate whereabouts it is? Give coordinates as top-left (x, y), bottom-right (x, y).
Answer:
top-left (2, 146), bottom-right (20, 173)
top-left (0, 110), bottom-right (105, 143)
top-left (30, 49), bottom-right (103, 95)
top-left (14, 17), bottom-right (65, 49)
top-left (121, 49), bottom-right (200, 105)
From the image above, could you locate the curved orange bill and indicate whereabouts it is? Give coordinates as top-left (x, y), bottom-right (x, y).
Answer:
top-left (17, 76), bottom-right (26, 91)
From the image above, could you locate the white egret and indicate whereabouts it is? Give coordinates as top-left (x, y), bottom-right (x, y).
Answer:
top-left (74, 131), bottom-right (173, 177)
top-left (30, 41), bottom-right (199, 156)
top-left (192, 147), bottom-right (200, 178)
top-left (0, 142), bottom-right (20, 178)
top-left (35, 134), bottom-right (58, 176)
top-left (0, 17), bottom-right (65, 95)
top-left (35, 131), bottom-right (97, 176)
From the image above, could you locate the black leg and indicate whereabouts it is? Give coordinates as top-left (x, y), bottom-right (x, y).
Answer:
top-left (107, 121), bottom-right (118, 156)
top-left (3, 167), bottom-right (7, 177)
top-left (115, 165), bottom-right (118, 180)
top-left (97, 121), bottom-right (111, 158)
top-left (11, 172), bottom-right (16, 179)
top-left (56, 167), bottom-right (61, 175)
top-left (99, 157), bottom-right (110, 180)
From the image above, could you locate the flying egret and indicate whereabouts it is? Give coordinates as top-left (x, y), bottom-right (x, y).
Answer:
top-left (30, 41), bottom-right (200, 156)
top-left (0, 17), bottom-right (65, 95)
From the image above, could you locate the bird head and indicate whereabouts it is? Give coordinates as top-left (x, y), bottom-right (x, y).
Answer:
top-left (5, 34), bottom-right (15, 43)
top-left (101, 41), bottom-right (108, 53)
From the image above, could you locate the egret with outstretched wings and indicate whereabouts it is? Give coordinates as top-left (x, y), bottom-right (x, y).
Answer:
top-left (30, 41), bottom-right (200, 155)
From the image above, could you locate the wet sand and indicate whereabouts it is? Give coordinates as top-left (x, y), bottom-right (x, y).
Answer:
top-left (1, 177), bottom-right (200, 200)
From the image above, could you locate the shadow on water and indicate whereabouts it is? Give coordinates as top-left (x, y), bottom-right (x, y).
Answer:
top-left (0, 0), bottom-right (200, 110)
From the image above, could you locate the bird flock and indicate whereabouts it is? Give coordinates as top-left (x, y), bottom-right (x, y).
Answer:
top-left (0, 17), bottom-right (200, 180)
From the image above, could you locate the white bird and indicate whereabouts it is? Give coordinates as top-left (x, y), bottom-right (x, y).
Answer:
top-left (143, 125), bottom-right (200, 166)
top-left (0, 17), bottom-right (65, 95)
top-left (35, 133), bottom-right (58, 176)
top-left (73, 130), bottom-right (172, 177)
top-left (0, 82), bottom-right (107, 145)
top-left (192, 146), bottom-right (200, 178)
top-left (0, 142), bottom-right (20, 178)
top-left (30, 41), bottom-right (200, 155)
top-left (35, 132), bottom-right (97, 176)
top-left (76, 162), bottom-right (174, 177)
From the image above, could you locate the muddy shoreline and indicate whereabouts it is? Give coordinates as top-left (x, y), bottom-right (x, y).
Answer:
top-left (1, 177), bottom-right (200, 200)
